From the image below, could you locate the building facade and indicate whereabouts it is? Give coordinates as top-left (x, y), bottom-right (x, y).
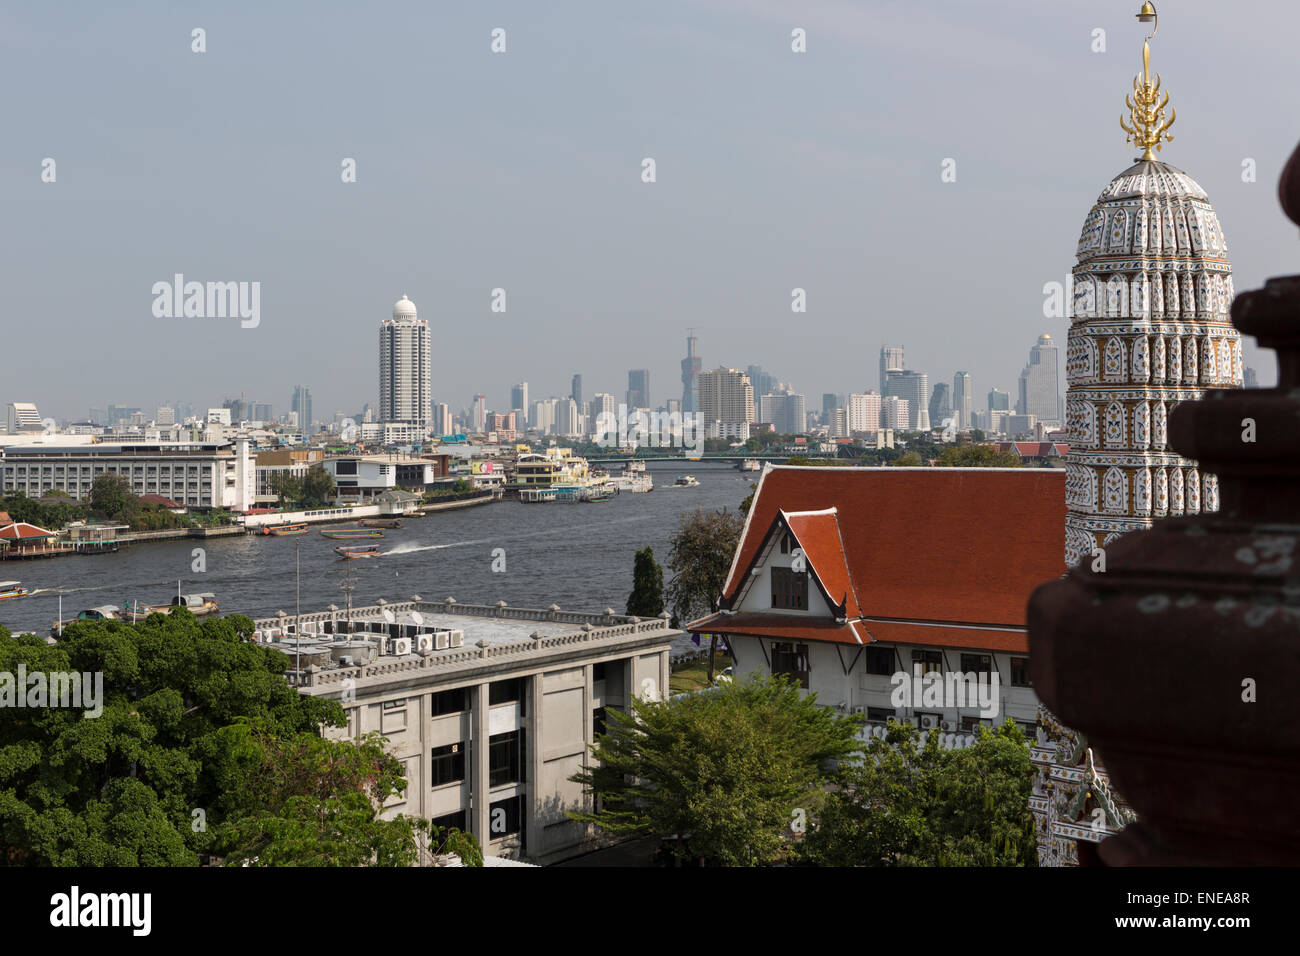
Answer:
top-left (1018, 334), bottom-right (1064, 427)
top-left (379, 295), bottom-right (432, 426)
top-left (255, 599), bottom-right (675, 864)
top-left (697, 368), bottom-right (755, 427)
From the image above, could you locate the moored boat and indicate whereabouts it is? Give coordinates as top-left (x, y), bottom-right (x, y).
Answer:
top-left (171, 592), bottom-right (219, 616)
top-left (0, 580), bottom-right (31, 600)
top-left (51, 605), bottom-right (121, 635)
top-left (358, 519), bottom-right (402, 529)
top-left (263, 523), bottom-right (309, 536)
top-left (320, 528), bottom-right (385, 539)
top-left (335, 544), bottom-right (383, 559)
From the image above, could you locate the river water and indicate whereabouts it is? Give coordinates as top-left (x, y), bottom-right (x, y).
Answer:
top-left (0, 462), bottom-right (755, 639)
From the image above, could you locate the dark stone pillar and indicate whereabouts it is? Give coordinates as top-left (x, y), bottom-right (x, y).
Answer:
top-left (1028, 141), bottom-right (1300, 866)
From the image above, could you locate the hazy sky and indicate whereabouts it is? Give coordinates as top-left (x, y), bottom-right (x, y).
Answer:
top-left (3, 0), bottom-right (1296, 423)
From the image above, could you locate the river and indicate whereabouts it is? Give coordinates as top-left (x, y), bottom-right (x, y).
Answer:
top-left (0, 461), bottom-right (756, 638)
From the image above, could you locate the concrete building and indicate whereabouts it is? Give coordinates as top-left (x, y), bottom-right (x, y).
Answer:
top-left (292, 385), bottom-right (313, 435)
top-left (879, 345), bottom-right (904, 394)
top-left (697, 368), bottom-right (754, 427)
top-left (884, 370), bottom-right (929, 431)
top-left (1017, 334), bottom-right (1063, 427)
top-left (988, 388), bottom-right (1011, 412)
top-left (379, 295), bottom-right (432, 426)
top-left (511, 383), bottom-right (529, 418)
top-left (254, 598), bottom-right (676, 864)
top-left (680, 333), bottom-right (701, 414)
top-left (626, 369), bottom-right (650, 411)
top-left (928, 383), bottom-right (951, 430)
top-left (953, 372), bottom-right (973, 431)
top-left (570, 375), bottom-right (582, 408)
top-left (759, 393), bottom-right (806, 436)
top-left (880, 396), bottom-right (910, 431)
top-left (6, 403), bottom-right (43, 434)
top-left (0, 439), bottom-right (254, 510)
top-left (321, 453), bottom-right (447, 499)
top-left (846, 392), bottom-right (881, 433)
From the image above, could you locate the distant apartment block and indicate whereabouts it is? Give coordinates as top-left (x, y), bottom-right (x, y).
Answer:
top-left (380, 296), bottom-right (432, 426)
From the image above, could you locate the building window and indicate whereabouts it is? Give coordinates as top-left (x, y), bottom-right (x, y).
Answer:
top-left (960, 653), bottom-right (993, 675)
top-left (383, 698), bottom-right (406, 710)
top-left (430, 742), bottom-right (465, 787)
top-left (770, 642), bottom-right (809, 689)
top-left (911, 649), bottom-right (942, 675)
top-left (866, 706), bottom-right (894, 723)
top-left (1010, 657), bottom-right (1032, 687)
top-left (865, 646), bottom-right (894, 676)
top-left (489, 795), bottom-right (523, 838)
top-left (430, 687), bottom-right (467, 716)
top-left (779, 532), bottom-right (793, 554)
top-left (490, 677), bottom-right (525, 708)
top-left (770, 567), bottom-right (808, 611)
top-left (489, 730), bottom-right (525, 787)
top-left (1017, 720), bottom-right (1038, 741)
top-left (592, 661), bottom-right (607, 682)
top-left (592, 707), bottom-right (607, 740)
top-left (430, 810), bottom-right (467, 835)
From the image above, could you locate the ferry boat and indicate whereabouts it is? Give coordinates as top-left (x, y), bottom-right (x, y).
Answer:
top-left (740, 459), bottom-right (762, 472)
top-left (263, 523), bottom-right (309, 536)
top-left (674, 475), bottom-right (699, 487)
top-left (320, 528), bottom-right (385, 539)
top-left (0, 580), bottom-right (31, 600)
top-left (51, 605), bottom-right (121, 634)
top-left (171, 592), bottom-right (219, 616)
top-left (358, 519), bottom-right (402, 529)
top-left (335, 544), bottom-right (383, 559)
top-left (584, 489), bottom-right (616, 503)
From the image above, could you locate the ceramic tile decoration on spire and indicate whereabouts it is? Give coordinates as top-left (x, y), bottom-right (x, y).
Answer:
top-left (1032, 2), bottom-right (1243, 866)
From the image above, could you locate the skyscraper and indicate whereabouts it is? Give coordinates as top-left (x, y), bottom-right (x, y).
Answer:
top-left (291, 385), bottom-right (313, 434)
top-left (988, 388), bottom-right (1010, 411)
top-left (879, 345), bottom-right (904, 394)
top-left (929, 383), bottom-right (951, 428)
top-left (471, 395), bottom-right (487, 433)
top-left (627, 369), bottom-right (650, 410)
top-left (747, 365), bottom-right (778, 399)
top-left (759, 393), bottom-right (806, 435)
top-left (570, 374), bottom-right (582, 407)
top-left (511, 383), bottom-right (529, 417)
top-left (681, 332), bottom-right (701, 413)
top-left (1018, 333), bottom-right (1064, 427)
top-left (697, 368), bottom-right (754, 425)
top-left (885, 369), bottom-right (929, 430)
top-left (379, 295), bottom-right (431, 426)
top-left (846, 392), bottom-right (882, 433)
top-left (953, 372), bottom-right (973, 431)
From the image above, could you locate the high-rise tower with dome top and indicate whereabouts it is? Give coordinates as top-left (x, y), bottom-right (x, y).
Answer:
top-left (379, 294), bottom-right (431, 427)
top-left (1032, 2), bottom-right (1243, 867)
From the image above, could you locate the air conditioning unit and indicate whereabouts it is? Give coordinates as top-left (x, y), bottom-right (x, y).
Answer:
top-left (940, 720), bottom-right (956, 732)
top-left (339, 655), bottom-right (354, 667)
top-left (919, 714), bottom-right (940, 731)
top-left (415, 634), bottom-right (433, 652)
top-left (434, 632), bottom-right (450, 650)
top-left (851, 705), bottom-right (865, 715)
top-left (448, 630), bottom-right (464, 648)
top-left (898, 716), bottom-right (919, 728)
top-left (391, 637), bottom-right (412, 656)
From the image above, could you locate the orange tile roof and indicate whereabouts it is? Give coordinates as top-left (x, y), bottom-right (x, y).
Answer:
top-left (0, 521), bottom-right (58, 540)
top-left (782, 509), bottom-right (861, 619)
top-left (858, 619), bottom-right (1029, 653)
top-left (688, 612), bottom-right (870, 646)
top-left (723, 466), bottom-right (1065, 632)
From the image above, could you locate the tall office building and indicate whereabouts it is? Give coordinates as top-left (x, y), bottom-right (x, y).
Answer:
top-left (879, 345), bottom-right (905, 394)
top-left (1244, 366), bottom-right (1258, 388)
top-left (846, 392), bottom-right (882, 433)
top-left (291, 385), bottom-right (313, 434)
top-left (988, 388), bottom-right (1011, 411)
top-left (433, 403), bottom-right (453, 436)
top-left (471, 395), bottom-right (487, 433)
top-left (379, 295), bottom-right (431, 426)
top-left (627, 369), bottom-right (650, 410)
top-left (929, 383), bottom-right (951, 429)
top-left (697, 368), bottom-right (754, 426)
top-left (511, 383), bottom-right (529, 418)
top-left (570, 374), bottom-right (582, 407)
top-left (880, 396), bottom-right (910, 430)
top-left (759, 393), bottom-right (806, 436)
top-left (252, 402), bottom-right (273, 423)
top-left (588, 393), bottom-right (615, 435)
top-left (680, 332), bottom-right (701, 413)
top-left (953, 372), bottom-right (973, 431)
top-left (747, 366), bottom-right (778, 400)
top-left (885, 369), bottom-right (929, 430)
top-left (1017, 333), bottom-right (1064, 427)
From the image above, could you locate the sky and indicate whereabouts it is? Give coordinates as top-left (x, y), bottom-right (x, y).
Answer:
top-left (3, 0), bottom-right (1297, 423)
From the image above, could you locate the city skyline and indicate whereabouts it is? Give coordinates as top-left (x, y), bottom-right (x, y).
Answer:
top-left (4, 1), bottom-right (1291, 422)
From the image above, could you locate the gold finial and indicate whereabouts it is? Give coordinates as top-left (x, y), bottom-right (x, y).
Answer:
top-left (1120, 2), bottom-right (1175, 161)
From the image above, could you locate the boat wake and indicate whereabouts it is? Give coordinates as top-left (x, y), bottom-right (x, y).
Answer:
top-left (386, 538), bottom-right (491, 556)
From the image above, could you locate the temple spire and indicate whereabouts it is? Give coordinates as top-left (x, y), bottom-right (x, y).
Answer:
top-left (1120, 2), bottom-right (1175, 161)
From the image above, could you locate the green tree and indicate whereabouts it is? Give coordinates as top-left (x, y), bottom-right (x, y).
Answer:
top-left (267, 472), bottom-right (304, 508)
top-left (934, 445), bottom-right (1022, 468)
top-left (890, 451), bottom-right (924, 467)
top-left (300, 464), bottom-right (336, 508)
top-left (799, 721), bottom-right (1037, 866)
top-left (569, 673), bottom-right (861, 865)
top-left (625, 546), bottom-right (665, 618)
top-left (88, 473), bottom-right (133, 520)
top-left (971, 428), bottom-right (987, 442)
top-left (0, 612), bottom-right (475, 866)
top-left (667, 507), bottom-right (744, 682)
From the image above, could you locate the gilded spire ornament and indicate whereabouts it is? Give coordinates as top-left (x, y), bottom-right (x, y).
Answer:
top-left (1120, 2), bottom-right (1175, 161)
